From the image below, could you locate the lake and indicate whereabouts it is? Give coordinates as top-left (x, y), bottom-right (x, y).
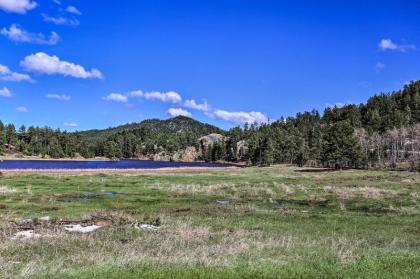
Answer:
top-left (0, 160), bottom-right (235, 170)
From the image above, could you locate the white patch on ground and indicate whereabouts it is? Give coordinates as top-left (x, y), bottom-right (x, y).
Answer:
top-left (18, 219), bottom-right (33, 225)
top-left (0, 186), bottom-right (17, 194)
top-left (135, 224), bottom-right (159, 231)
top-left (39, 216), bottom-right (50, 222)
top-left (11, 230), bottom-right (41, 240)
top-left (64, 224), bottom-right (102, 233)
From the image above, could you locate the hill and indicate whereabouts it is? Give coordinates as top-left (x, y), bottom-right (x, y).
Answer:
top-left (77, 116), bottom-right (224, 141)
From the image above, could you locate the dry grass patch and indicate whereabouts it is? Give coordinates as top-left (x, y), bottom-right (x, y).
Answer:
top-left (324, 186), bottom-right (399, 199)
top-left (0, 185), bottom-right (17, 194)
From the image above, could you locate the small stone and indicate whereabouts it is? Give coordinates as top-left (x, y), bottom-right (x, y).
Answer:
top-left (134, 224), bottom-right (159, 231)
top-left (11, 230), bottom-right (41, 240)
top-left (64, 224), bottom-right (102, 233)
top-left (216, 200), bottom-right (230, 205)
top-left (39, 216), bottom-right (50, 222)
top-left (18, 219), bottom-right (33, 225)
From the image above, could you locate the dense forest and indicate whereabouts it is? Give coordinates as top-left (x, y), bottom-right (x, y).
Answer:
top-left (1, 81), bottom-right (420, 170)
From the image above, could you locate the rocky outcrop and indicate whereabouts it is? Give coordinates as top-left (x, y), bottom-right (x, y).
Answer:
top-left (172, 146), bottom-right (199, 162)
top-left (198, 133), bottom-right (227, 156)
top-left (236, 140), bottom-right (248, 159)
top-left (147, 146), bottom-right (199, 162)
top-left (199, 133), bottom-right (226, 147)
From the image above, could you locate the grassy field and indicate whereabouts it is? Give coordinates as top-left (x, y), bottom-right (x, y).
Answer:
top-left (0, 165), bottom-right (419, 278)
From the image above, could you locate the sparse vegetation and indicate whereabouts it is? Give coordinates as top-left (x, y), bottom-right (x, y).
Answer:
top-left (0, 165), bottom-right (419, 278)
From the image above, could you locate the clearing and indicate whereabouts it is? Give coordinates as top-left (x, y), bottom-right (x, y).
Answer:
top-left (0, 165), bottom-right (419, 278)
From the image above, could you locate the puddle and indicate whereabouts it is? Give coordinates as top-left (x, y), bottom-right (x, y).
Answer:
top-left (62, 191), bottom-right (123, 201)
top-left (275, 199), bottom-right (284, 207)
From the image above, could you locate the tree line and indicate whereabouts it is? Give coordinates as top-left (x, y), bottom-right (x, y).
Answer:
top-left (203, 81), bottom-right (420, 170)
top-left (1, 81), bottom-right (420, 170)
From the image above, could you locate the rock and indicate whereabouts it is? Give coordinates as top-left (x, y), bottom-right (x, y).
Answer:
top-left (64, 224), bottom-right (102, 233)
top-left (172, 146), bottom-right (199, 162)
top-left (18, 219), bottom-right (33, 225)
top-left (39, 216), bottom-right (50, 222)
top-left (11, 230), bottom-right (41, 240)
top-left (199, 134), bottom-right (227, 148)
top-left (134, 224), bottom-right (159, 231)
top-left (216, 200), bottom-right (230, 205)
top-left (236, 140), bottom-right (249, 159)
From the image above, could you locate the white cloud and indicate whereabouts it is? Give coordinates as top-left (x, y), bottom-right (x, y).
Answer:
top-left (213, 110), bottom-right (268, 125)
top-left (0, 63), bottom-right (33, 82)
top-left (326, 102), bottom-right (348, 108)
top-left (103, 93), bottom-right (128, 103)
top-left (20, 52), bottom-right (103, 79)
top-left (184, 99), bottom-right (210, 112)
top-left (1, 24), bottom-right (60, 45)
top-left (167, 108), bottom-right (192, 118)
top-left (52, 0), bottom-right (61, 5)
top-left (46, 94), bottom-right (70, 101)
top-left (375, 62), bottom-right (386, 73)
top-left (0, 0), bottom-right (37, 14)
top-left (64, 122), bottom-right (78, 127)
top-left (0, 87), bottom-right (13, 97)
top-left (130, 90), bottom-right (182, 103)
top-left (42, 14), bottom-right (80, 26)
top-left (379, 39), bottom-right (416, 52)
top-left (16, 106), bottom-right (28, 112)
top-left (65, 5), bottom-right (81, 15)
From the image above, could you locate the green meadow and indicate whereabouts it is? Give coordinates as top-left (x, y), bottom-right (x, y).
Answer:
top-left (0, 166), bottom-right (419, 278)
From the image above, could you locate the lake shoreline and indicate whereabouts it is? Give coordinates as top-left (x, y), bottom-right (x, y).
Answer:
top-left (0, 166), bottom-right (240, 176)
top-left (0, 159), bottom-right (243, 174)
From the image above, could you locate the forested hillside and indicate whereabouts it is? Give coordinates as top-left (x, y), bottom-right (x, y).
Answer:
top-left (0, 116), bottom-right (223, 160)
top-left (1, 81), bottom-right (420, 170)
top-left (234, 81), bottom-right (420, 170)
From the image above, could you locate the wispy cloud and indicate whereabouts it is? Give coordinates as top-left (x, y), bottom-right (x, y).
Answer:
top-left (130, 90), bottom-right (182, 103)
top-left (20, 52), bottom-right (103, 79)
top-left (184, 99), bottom-right (210, 112)
top-left (0, 0), bottom-right (37, 14)
top-left (379, 39), bottom-right (416, 52)
top-left (42, 14), bottom-right (80, 26)
top-left (1, 24), bottom-right (60, 45)
top-left (213, 110), bottom-right (268, 125)
top-left (64, 122), bottom-right (78, 127)
top-left (46, 94), bottom-right (70, 101)
top-left (108, 88), bottom-right (269, 126)
top-left (65, 5), bottom-right (81, 15)
top-left (16, 106), bottom-right (28, 112)
top-left (167, 108), bottom-right (192, 117)
top-left (326, 102), bottom-right (348, 108)
top-left (0, 87), bottom-right (13, 97)
top-left (375, 62), bottom-right (386, 73)
top-left (0, 64), bottom-right (33, 82)
top-left (103, 93), bottom-right (128, 103)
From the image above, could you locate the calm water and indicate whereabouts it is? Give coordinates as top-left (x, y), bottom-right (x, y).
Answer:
top-left (0, 160), bottom-right (235, 170)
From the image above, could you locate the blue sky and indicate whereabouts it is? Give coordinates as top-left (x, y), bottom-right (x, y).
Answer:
top-left (0, 0), bottom-right (419, 130)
